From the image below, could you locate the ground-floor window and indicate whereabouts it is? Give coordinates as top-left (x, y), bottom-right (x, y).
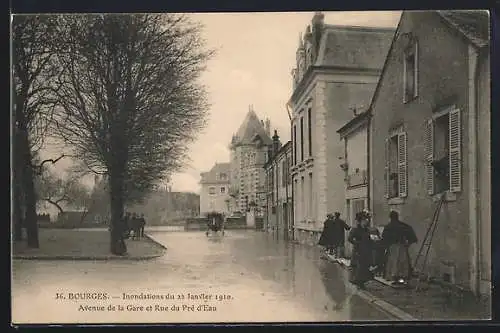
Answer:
top-left (426, 107), bottom-right (461, 195)
top-left (385, 128), bottom-right (407, 199)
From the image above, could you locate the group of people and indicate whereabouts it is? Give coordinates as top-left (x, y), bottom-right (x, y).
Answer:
top-left (319, 210), bottom-right (418, 289)
top-left (124, 212), bottom-right (147, 240)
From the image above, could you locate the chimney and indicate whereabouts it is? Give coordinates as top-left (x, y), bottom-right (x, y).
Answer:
top-left (311, 12), bottom-right (325, 59)
top-left (272, 130), bottom-right (281, 155)
top-left (265, 118), bottom-right (271, 136)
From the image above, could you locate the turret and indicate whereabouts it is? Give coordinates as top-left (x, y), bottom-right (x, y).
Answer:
top-left (272, 129), bottom-right (281, 155)
top-left (265, 118), bottom-right (271, 136)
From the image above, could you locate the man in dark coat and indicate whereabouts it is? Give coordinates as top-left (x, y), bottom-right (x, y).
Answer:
top-left (381, 210), bottom-right (418, 286)
top-left (331, 212), bottom-right (351, 258)
top-left (319, 214), bottom-right (335, 254)
top-left (139, 213), bottom-right (146, 238)
top-left (319, 212), bottom-right (350, 257)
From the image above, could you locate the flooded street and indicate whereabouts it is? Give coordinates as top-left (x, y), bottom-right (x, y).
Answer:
top-left (12, 230), bottom-right (392, 324)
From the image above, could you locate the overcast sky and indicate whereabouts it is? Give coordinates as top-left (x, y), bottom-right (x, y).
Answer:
top-left (40, 11), bottom-right (401, 194)
top-left (170, 11), bottom-right (401, 193)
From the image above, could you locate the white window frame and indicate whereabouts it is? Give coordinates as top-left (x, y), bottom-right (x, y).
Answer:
top-left (425, 106), bottom-right (462, 195)
top-left (403, 40), bottom-right (419, 103)
top-left (385, 127), bottom-right (408, 199)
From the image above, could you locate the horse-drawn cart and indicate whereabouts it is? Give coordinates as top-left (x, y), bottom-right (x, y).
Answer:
top-left (205, 212), bottom-right (225, 236)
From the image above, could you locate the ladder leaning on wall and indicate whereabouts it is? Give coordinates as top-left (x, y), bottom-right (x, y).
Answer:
top-left (412, 193), bottom-right (446, 291)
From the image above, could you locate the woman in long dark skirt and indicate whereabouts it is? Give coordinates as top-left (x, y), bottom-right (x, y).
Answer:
top-left (348, 211), bottom-right (374, 289)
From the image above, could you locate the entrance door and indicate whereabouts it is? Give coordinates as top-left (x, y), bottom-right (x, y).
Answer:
top-left (351, 199), bottom-right (366, 226)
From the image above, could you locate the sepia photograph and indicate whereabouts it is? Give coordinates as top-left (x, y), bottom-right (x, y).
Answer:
top-left (10, 10), bottom-right (491, 324)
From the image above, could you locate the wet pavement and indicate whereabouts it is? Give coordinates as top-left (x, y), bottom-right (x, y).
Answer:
top-left (12, 230), bottom-right (392, 324)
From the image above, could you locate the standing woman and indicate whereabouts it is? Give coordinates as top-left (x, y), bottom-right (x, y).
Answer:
top-left (348, 211), bottom-right (374, 289)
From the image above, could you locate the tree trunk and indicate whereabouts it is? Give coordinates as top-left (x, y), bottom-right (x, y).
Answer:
top-left (109, 167), bottom-right (127, 255)
top-left (12, 118), bottom-right (24, 241)
top-left (13, 180), bottom-right (24, 242)
top-left (19, 127), bottom-right (39, 248)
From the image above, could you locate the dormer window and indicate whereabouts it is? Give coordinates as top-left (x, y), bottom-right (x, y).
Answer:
top-left (219, 173), bottom-right (227, 181)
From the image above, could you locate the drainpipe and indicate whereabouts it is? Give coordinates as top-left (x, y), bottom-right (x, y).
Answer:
top-left (285, 147), bottom-right (289, 241)
top-left (367, 112), bottom-right (372, 215)
top-left (286, 102), bottom-right (295, 241)
top-left (468, 44), bottom-right (480, 295)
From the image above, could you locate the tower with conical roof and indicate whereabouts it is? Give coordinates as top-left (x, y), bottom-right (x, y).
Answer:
top-left (229, 105), bottom-right (272, 213)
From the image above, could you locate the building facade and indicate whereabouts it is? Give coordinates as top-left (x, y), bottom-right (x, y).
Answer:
top-left (264, 131), bottom-right (292, 240)
top-left (229, 106), bottom-right (273, 215)
top-left (369, 11), bottom-right (490, 296)
top-left (337, 110), bottom-right (370, 256)
top-left (199, 162), bottom-right (231, 216)
top-left (288, 12), bottom-right (395, 245)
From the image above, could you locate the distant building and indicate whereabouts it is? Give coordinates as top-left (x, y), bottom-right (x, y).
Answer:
top-left (369, 10), bottom-right (490, 296)
top-left (288, 12), bottom-right (395, 245)
top-left (199, 162), bottom-right (231, 216)
top-left (229, 106), bottom-right (273, 214)
top-left (263, 130), bottom-right (292, 239)
top-left (127, 189), bottom-right (200, 224)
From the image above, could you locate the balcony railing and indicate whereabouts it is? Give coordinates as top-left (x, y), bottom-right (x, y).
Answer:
top-left (347, 169), bottom-right (368, 187)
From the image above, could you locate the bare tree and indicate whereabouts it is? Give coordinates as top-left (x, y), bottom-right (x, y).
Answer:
top-left (12, 15), bottom-right (62, 246)
top-left (35, 170), bottom-right (90, 214)
top-left (52, 14), bottom-right (212, 254)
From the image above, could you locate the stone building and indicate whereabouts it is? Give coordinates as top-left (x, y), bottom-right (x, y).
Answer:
top-left (368, 10), bottom-right (490, 296)
top-left (263, 130), bottom-right (292, 240)
top-left (229, 106), bottom-right (273, 214)
top-left (199, 162), bottom-right (231, 216)
top-left (288, 12), bottom-right (395, 245)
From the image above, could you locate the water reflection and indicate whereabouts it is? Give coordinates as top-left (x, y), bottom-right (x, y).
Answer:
top-left (227, 231), bottom-right (388, 321)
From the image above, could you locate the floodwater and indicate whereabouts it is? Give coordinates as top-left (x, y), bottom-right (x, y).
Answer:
top-left (11, 230), bottom-right (392, 324)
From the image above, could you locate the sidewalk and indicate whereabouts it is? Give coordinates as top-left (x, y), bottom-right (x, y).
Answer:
top-left (12, 228), bottom-right (166, 261)
top-left (324, 254), bottom-right (491, 320)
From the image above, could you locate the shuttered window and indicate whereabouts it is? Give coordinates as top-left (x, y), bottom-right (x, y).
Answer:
top-left (384, 138), bottom-right (390, 198)
top-left (425, 107), bottom-right (462, 196)
top-left (385, 129), bottom-right (407, 199)
top-left (397, 132), bottom-right (408, 197)
top-left (425, 119), bottom-right (434, 195)
top-left (448, 108), bottom-right (462, 192)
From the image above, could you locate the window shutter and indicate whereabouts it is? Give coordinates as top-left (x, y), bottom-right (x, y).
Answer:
top-left (425, 119), bottom-right (434, 195)
top-left (449, 108), bottom-right (462, 192)
top-left (384, 138), bottom-right (390, 198)
top-left (398, 132), bottom-right (408, 197)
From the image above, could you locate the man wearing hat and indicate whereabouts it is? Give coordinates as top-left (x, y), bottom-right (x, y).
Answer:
top-left (319, 212), bottom-right (350, 258)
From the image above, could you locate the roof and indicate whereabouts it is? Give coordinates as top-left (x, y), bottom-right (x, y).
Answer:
top-left (437, 10), bottom-right (490, 48)
top-left (290, 22), bottom-right (395, 103)
top-left (337, 110), bottom-right (371, 139)
top-left (231, 109), bottom-right (272, 146)
top-left (199, 162), bottom-right (230, 184)
top-left (365, 10), bottom-right (490, 116)
top-left (318, 25), bottom-right (396, 69)
top-left (263, 141), bottom-right (292, 169)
